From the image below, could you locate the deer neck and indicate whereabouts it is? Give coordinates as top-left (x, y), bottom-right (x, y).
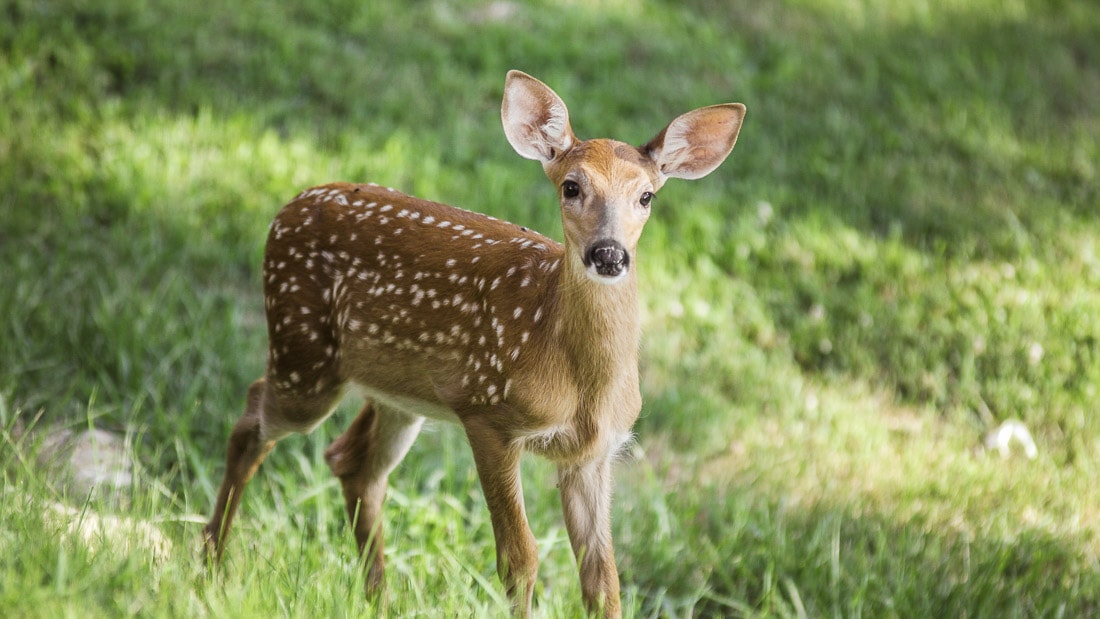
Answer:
top-left (551, 248), bottom-right (641, 390)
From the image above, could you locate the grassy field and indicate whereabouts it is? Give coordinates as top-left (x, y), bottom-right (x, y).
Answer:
top-left (2, 0), bottom-right (1099, 616)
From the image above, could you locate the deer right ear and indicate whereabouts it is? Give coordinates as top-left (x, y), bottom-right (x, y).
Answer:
top-left (644, 103), bottom-right (746, 181)
top-left (502, 71), bottom-right (575, 163)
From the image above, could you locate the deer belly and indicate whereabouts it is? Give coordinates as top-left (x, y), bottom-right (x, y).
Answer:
top-left (352, 382), bottom-right (460, 423)
top-left (518, 424), bottom-right (635, 465)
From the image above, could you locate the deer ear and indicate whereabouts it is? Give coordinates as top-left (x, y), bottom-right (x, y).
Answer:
top-left (502, 70), bottom-right (576, 163)
top-left (643, 103), bottom-right (746, 180)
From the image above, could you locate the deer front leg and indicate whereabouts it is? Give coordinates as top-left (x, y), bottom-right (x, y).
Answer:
top-left (464, 419), bottom-right (538, 617)
top-left (558, 456), bottom-right (621, 618)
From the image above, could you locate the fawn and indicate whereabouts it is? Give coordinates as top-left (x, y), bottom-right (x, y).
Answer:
top-left (204, 70), bottom-right (745, 617)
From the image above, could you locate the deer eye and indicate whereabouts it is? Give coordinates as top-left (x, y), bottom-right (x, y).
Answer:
top-left (562, 180), bottom-right (580, 199)
top-left (640, 192), bottom-right (653, 207)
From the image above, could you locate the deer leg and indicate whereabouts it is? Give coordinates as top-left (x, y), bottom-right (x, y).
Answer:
top-left (204, 377), bottom-right (341, 561)
top-left (559, 456), bottom-right (621, 618)
top-left (324, 402), bottom-right (423, 595)
top-left (464, 419), bottom-right (538, 617)
top-left (203, 379), bottom-right (273, 560)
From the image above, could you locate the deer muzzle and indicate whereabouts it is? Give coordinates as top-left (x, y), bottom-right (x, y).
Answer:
top-left (584, 239), bottom-right (630, 280)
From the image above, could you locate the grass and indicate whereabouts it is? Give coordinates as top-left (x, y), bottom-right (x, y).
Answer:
top-left (2, 0), bottom-right (1099, 616)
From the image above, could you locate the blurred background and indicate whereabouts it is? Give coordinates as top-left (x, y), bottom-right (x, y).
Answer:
top-left (1, 0), bottom-right (1098, 616)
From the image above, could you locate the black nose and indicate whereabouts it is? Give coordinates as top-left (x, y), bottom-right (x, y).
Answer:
top-left (584, 240), bottom-right (629, 277)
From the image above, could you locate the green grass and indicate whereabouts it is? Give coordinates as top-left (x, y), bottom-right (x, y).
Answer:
top-left (2, 0), bottom-right (1099, 616)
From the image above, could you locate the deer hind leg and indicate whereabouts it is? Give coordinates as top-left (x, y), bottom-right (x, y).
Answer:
top-left (325, 401), bottom-right (423, 595)
top-left (204, 376), bottom-right (343, 561)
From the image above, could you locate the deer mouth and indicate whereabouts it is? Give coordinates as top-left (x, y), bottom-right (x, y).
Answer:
top-left (583, 239), bottom-right (630, 283)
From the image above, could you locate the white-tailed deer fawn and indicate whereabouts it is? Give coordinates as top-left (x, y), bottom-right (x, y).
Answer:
top-left (204, 70), bottom-right (745, 617)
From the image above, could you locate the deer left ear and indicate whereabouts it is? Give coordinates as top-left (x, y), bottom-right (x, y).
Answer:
top-left (502, 70), bottom-right (576, 164)
top-left (643, 103), bottom-right (746, 181)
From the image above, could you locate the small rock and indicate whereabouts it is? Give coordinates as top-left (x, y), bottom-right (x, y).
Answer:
top-left (39, 428), bottom-right (133, 502)
top-left (982, 420), bottom-right (1038, 460)
top-left (46, 501), bottom-right (173, 562)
